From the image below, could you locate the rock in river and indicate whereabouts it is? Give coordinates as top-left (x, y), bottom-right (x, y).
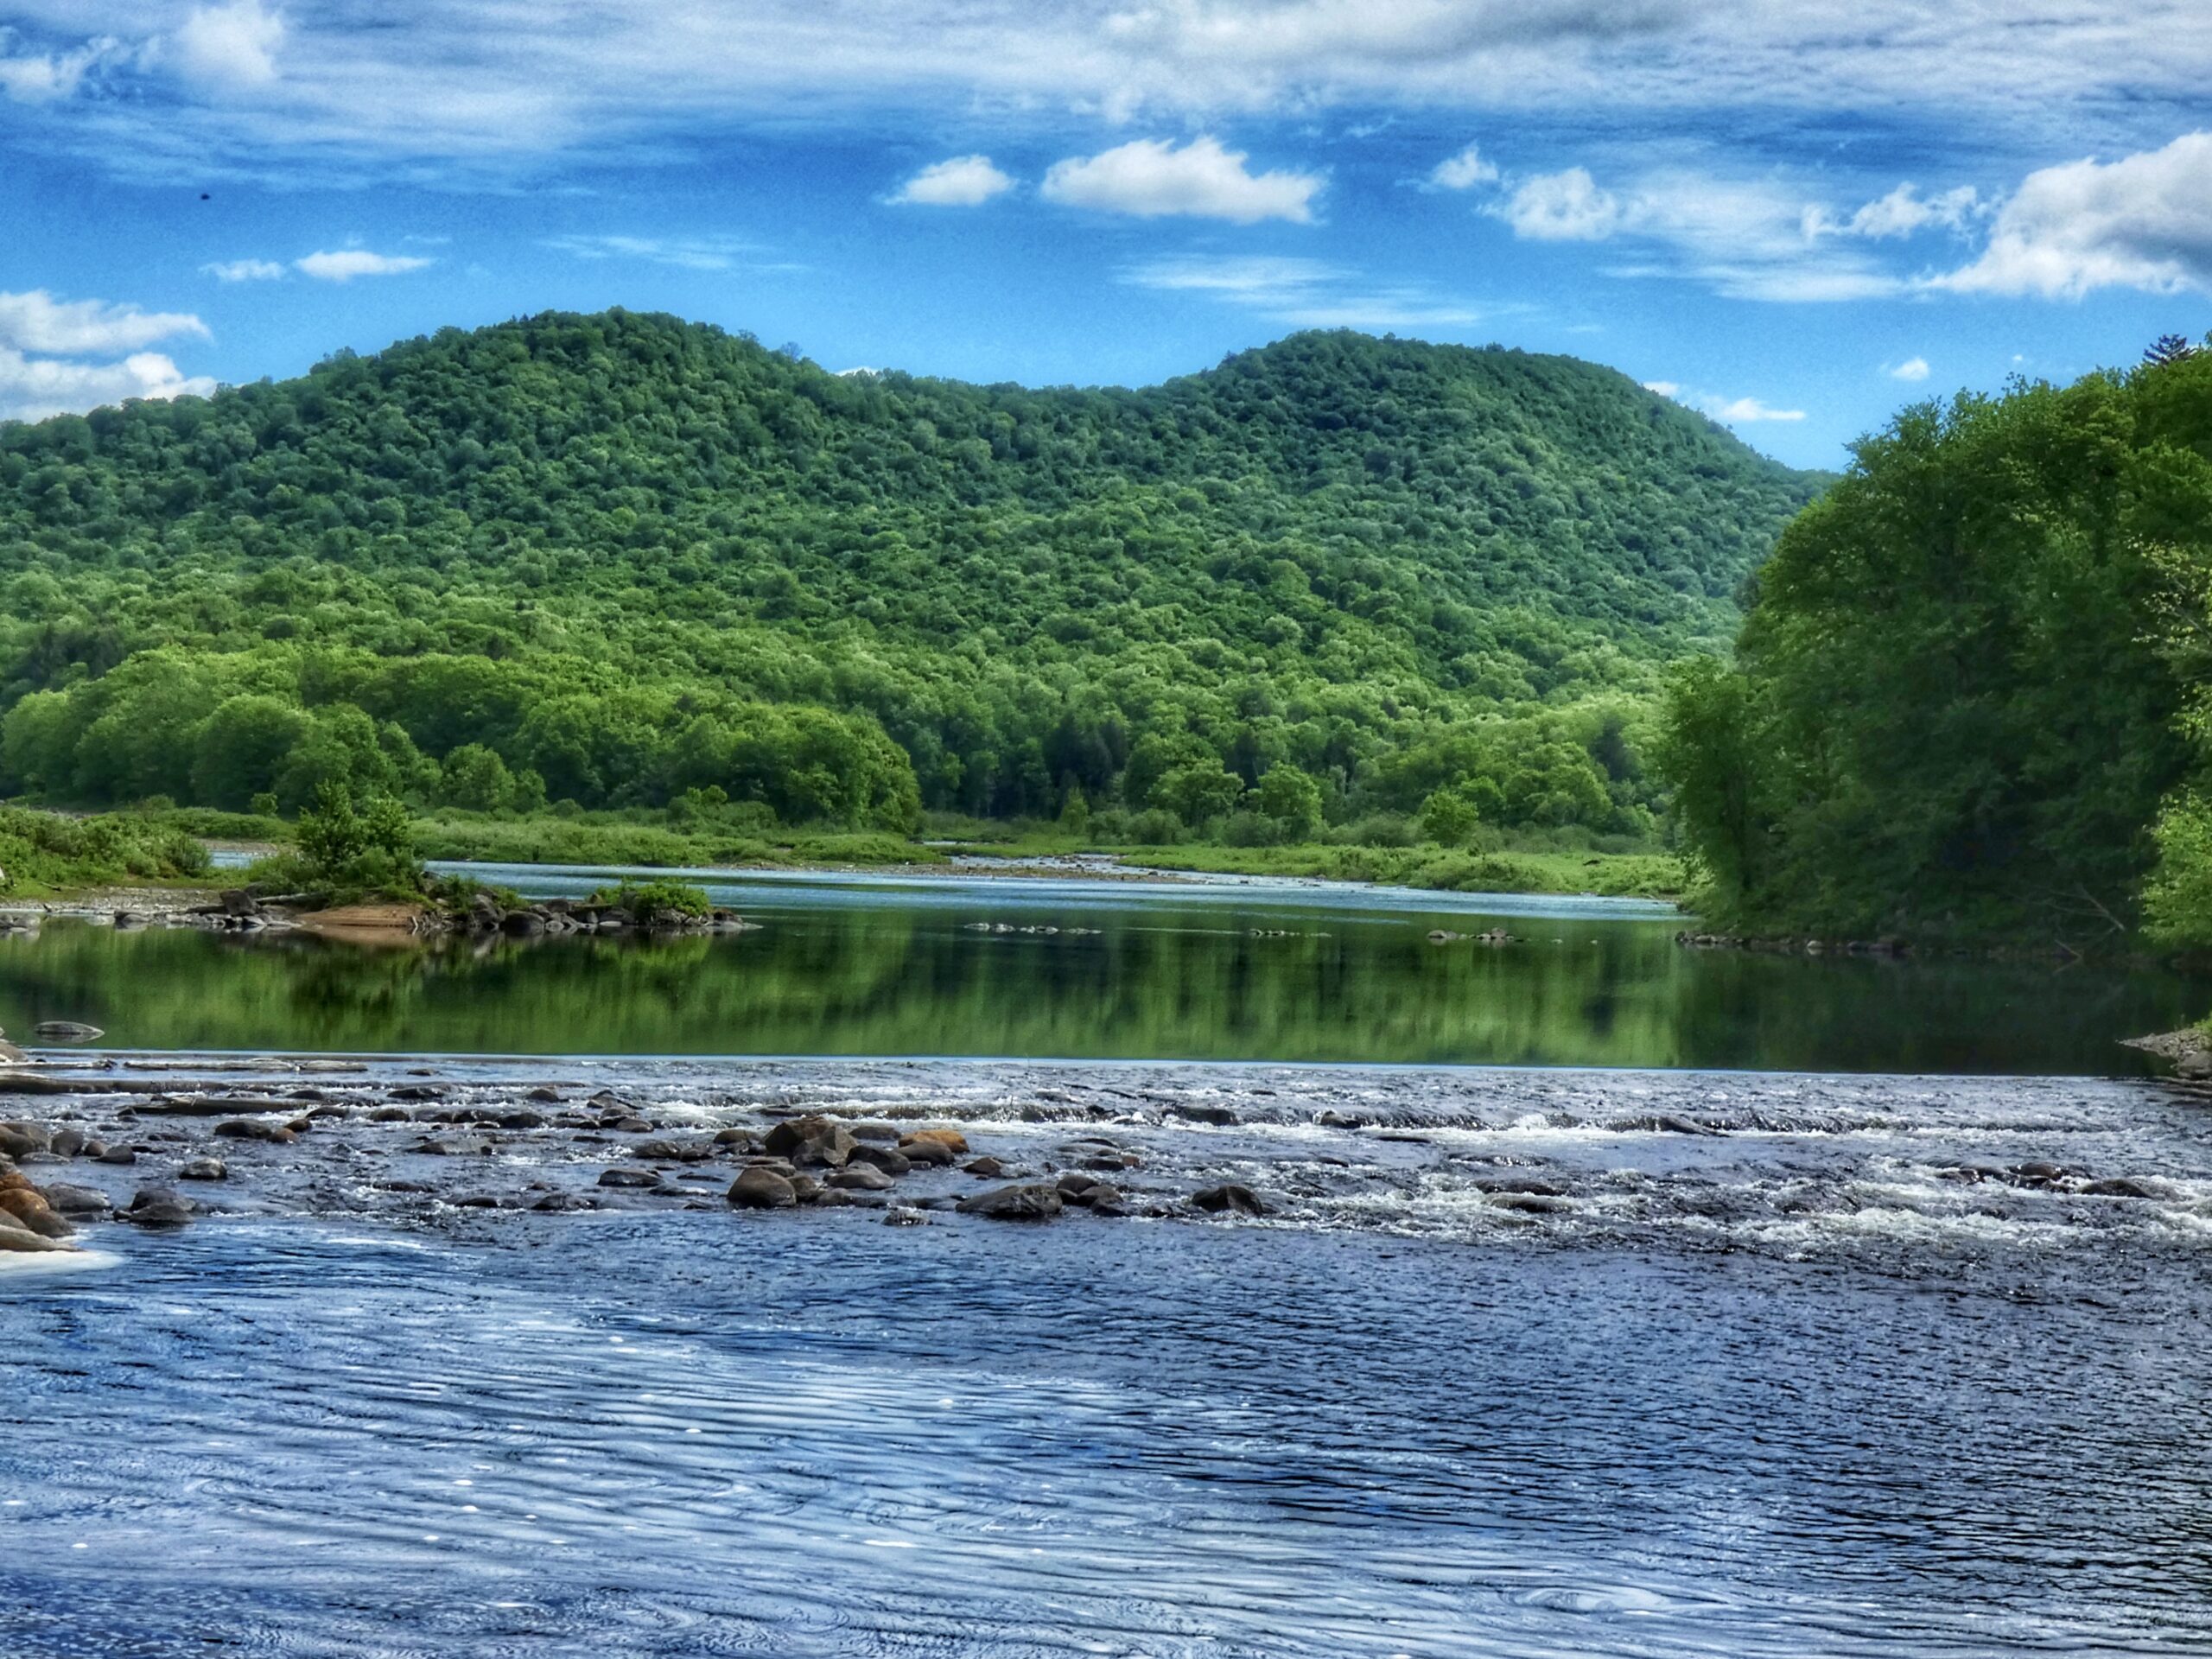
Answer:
top-left (33, 1020), bottom-right (104, 1042)
top-left (956, 1182), bottom-right (1064, 1221)
top-left (826, 1164), bottom-right (894, 1192)
top-left (727, 1166), bottom-right (798, 1210)
top-left (762, 1115), bottom-right (858, 1168)
top-left (121, 1188), bottom-right (194, 1229)
top-left (0, 1211), bottom-right (74, 1253)
top-left (1192, 1184), bottom-right (1268, 1217)
top-left (180, 1158), bottom-right (229, 1182)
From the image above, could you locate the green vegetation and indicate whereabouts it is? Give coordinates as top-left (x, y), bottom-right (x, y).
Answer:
top-left (1661, 341), bottom-right (2212, 948)
top-left (1098, 842), bottom-right (1684, 899)
top-left (247, 782), bottom-right (430, 903)
top-left (586, 878), bottom-right (714, 925)
top-left (0, 311), bottom-right (1814, 852)
top-left (0, 806), bottom-right (212, 895)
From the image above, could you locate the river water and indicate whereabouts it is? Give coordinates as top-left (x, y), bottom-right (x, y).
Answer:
top-left (3, 872), bottom-right (2211, 1656)
top-left (0, 865), bottom-right (2196, 1071)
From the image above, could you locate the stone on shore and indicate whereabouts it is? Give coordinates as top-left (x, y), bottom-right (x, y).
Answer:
top-left (0, 1211), bottom-right (76, 1252)
top-left (957, 1182), bottom-right (1064, 1221)
top-left (0, 1185), bottom-right (72, 1237)
top-left (727, 1166), bottom-right (798, 1210)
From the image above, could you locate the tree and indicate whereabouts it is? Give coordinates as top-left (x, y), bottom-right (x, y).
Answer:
top-left (1255, 766), bottom-right (1322, 841)
top-left (2145, 334), bottom-right (2202, 367)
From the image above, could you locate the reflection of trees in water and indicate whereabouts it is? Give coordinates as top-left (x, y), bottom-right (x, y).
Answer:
top-left (0, 914), bottom-right (2192, 1069)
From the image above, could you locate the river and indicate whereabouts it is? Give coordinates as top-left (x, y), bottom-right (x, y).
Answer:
top-left (3, 869), bottom-right (2209, 1656)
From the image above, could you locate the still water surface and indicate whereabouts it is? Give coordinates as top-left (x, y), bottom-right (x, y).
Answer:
top-left (0, 864), bottom-right (2195, 1072)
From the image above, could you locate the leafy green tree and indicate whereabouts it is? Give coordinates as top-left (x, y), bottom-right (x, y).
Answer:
top-left (1255, 766), bottom-right (1322, 841)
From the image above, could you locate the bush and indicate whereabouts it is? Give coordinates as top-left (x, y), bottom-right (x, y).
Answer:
top-left (588, 878), bottom-right (713, 925)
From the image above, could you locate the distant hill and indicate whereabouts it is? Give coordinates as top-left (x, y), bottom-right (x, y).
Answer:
top-left (0, 311), bottom-right (1820, 832)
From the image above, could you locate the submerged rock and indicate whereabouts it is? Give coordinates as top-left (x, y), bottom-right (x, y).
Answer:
top-left (1192, 1184), bottom-right (1267, 1217)
top-left (957, 1182), bottom-right (1064, 1221)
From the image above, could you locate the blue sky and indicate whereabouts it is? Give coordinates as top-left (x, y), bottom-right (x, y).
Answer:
top-left (2, 2), bottom-right (2209, 467)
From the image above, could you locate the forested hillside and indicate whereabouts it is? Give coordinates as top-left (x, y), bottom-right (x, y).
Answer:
top-left (0, 311), bottom-right (1815, 836)
top-left (1662, 344), bottom-right (2212, 947)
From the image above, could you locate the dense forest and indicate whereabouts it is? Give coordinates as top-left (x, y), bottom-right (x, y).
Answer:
top-left (0, 312), bottom-right (1815, 842)
top-left (1662, 340), bottom-right (2212, 949)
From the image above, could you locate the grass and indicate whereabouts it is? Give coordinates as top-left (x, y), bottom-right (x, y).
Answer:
top-left (0, 806), bottom-right (216, 897)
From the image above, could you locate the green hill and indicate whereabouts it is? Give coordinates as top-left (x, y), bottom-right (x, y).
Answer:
top-left (0, 310), bottom-right (1816, 836)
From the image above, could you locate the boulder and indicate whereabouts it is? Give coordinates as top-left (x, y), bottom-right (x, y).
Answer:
top-left (122, 1188), bottom-right (194, 1228)
top-left (39, 1183), bottom-right (111, 1216)
top-left (956, 1182), bottom-right (1064, 1221)
top-left (826, 1164), bottom-right (894, 1192)
top-left (0, 1212), bottom-right (74, 1253)
top-left (95, 1145), bottom-right (137, 1166)
top-left (788, 1174), bottom-right (823, 1205)
top-left (1192, 1184), bottom-right (1267, 1217)
top-left (214, 1119), bottom-right (295, 1143)
top-left (49, 1128), bottom-right (86, 1159)
top-left (726, 1166), bottom-right (798, 1210)
top-left (633, 1138), bottom-right (709, 1162)
top-left (763, 1116), bottom-right (858, 1168)
top-left (1083, 1184), bottom-right (1128, 1217)
top-left (1055, 1173), bottom-right (1098, 1199)
top-left (712, 1127), bottom-right (760, 1150)
top-left (901, 1128), bottom-right (969, 1157)
top-left (0, 1122), bottom-right (49, 1160)
top-left (179, 1158), bottom-right (229, 1182)
top-left (962, 1156), bottom-right (1009, 1179)
top-left (597, 1167), bottom-right (664, 1189)
top-left (0, 1186), bottom-right (71, 1236)
top-left (847, 1144), bottom-right (912, 1176)
top-left (33, 1020), bottom-right (103, 1043)
top-left (896, 1136), bottom-right (957, 1167)
top-left (2081, 1176), bottom-right (2164, 1199)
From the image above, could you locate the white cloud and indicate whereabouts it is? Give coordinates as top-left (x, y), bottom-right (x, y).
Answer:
top-left (0, 348), bottom-right (214, 423)
top-left (1488, 165), bottom-right (1910, 300)
top-left (171, 0), bottom-right (282, 89)
top-left (202, 257), bottom-right (285, 282)
top-left (1497, 167), bottom-right (1624, 240)
top-left (892, 155), bottom-right (1015, 207)
top-left (1934, 131), bottom-right (2212, 298)
top-left (1428, 142), bottom-right (1498, 191)
top-left (1888, 356), bottom-right (1930, 381)
top-left (0, 2), bottom-right (2204, 175)
top-left (1042, 136), bottom-right (1322, 224)
top-left (0, 289), bottom-right (208, 354)
top-left (1705, 395), bottom-right (1804, 423)
top-left (1827, 182), bottom-right (1984, 240)
top-left (294, 249), bottom-right (432, 282)
top-left (0, 33), bottom-right (121, 103)
top-left (1122, 253), bottom-right (1479, 326)
top-left (1641, 379), bottom-right (1680, 397)
top-left (542, 233), bottom-right (779, 270)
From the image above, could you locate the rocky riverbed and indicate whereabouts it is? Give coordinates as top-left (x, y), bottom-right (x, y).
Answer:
top-left (4, 1052), bottom-right (2211, 1279)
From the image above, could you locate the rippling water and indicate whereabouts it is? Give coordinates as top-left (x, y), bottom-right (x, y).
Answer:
top-left (8, 1055), bottom-right (2212, 1656)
